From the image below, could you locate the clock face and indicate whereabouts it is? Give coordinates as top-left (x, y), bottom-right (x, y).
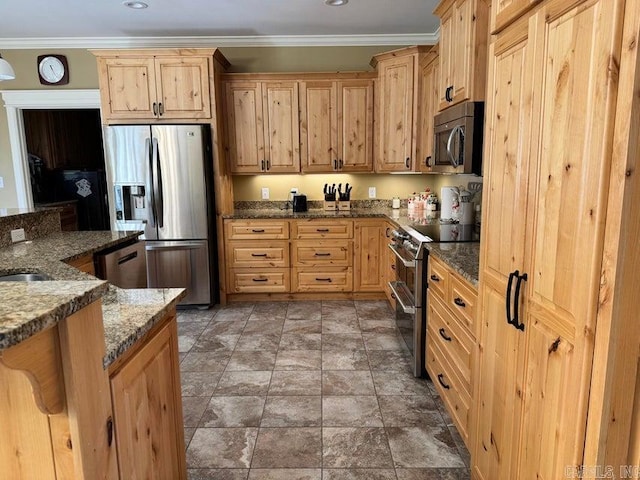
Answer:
top-left (38, 56), bottom-right (66, 84)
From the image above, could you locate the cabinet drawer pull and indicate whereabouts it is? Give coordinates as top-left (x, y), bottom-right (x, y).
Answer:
top-left (252, 278), bottom-right (269, 282)
top-left (316, 228), bottom-right (330, 232)
top-left (391, 264), bottom-right (396, 270)
top-left (437, 373), bottom-right (450, 390)
top-left (314, 252), bottom-right (331, 257)
top-left (454, 297), bottom-right (466, 308)
top-left (251, 229), bottom-right (265, 233)
top-left (315, 277), bottom-right (332, 282)
top-left (439, 328), bottom-right (452, 342)
top-left (430, 275), bottom-right (440, 282)
top-left (251, 253), bottom-right (268, 257)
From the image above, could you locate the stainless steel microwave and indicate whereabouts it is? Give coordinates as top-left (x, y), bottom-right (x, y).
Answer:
top-left (431, 101), bottom-right (484, 175)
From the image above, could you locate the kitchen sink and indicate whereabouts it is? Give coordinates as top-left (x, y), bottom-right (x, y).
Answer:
top-left (0, 273), bottom-right (53, 282)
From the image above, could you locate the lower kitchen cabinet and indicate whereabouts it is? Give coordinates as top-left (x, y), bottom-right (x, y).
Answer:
top-left (109, 315), bottom-right (186, 480)
top-left (64, 253), bottom-right (96, 276)
top-left (425, 255), bottom-right (478, 448)
top-left (354, 219), bottom-right (386, 292)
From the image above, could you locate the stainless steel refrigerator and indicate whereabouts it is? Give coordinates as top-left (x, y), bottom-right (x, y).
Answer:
top-left (103, 125), bottom-right (216, 306)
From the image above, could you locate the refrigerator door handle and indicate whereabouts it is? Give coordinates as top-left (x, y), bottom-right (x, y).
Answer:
top-left (146, 137), bottom-right (157, 227)
top-left (153, 137), bottom-right (164, 229)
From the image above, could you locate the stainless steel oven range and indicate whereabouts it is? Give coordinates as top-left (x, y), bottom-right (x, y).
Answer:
top-left (388, 222), bottom-right (477, 377)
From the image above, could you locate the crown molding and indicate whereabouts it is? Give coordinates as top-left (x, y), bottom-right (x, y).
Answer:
top-left (1, 89), bottom-right (100, 108)
top-left (0, 32), bottom-right (439, 49)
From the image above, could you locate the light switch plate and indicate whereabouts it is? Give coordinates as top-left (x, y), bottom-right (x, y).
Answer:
top-left (0, 176), bottom-right (4, 188)
top-left (11, 228), bottom-right (26, 243)
top-left (261, 187), bottom-right (270, 200)
top-left (368, 187), bottom-right (376, 199)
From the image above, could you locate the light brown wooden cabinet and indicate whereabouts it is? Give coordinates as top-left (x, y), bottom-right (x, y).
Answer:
top-left (109, 316), bottom-right (185, 480)
top-left (93, 49), bottom-right (213, 121)
top-left (353, 219), bottom-right (386, 292)
top-left (371, 46), bottom-right (437, 172)
top-left (300, 79), bottom-right (374, 173)
top-left (425, 255), bottom-right (478, 448)
top-left (65, 253), bottom-right (96, 276)
top-left (224, 79), bottom-right (300, 173)
top-left (434, 0), bottom-right (489, 111)
top-left (416, 48), bottom-right (440, 172)
top-left (491, 0), bottom-right (541, 34)
top-left (473, 0), bottom-right (639, 478)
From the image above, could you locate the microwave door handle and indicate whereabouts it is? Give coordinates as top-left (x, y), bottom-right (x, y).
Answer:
top-left (447, 126), bottom-right (465, 168)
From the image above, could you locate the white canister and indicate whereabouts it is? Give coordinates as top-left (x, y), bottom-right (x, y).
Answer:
top-left (440, 186), bottom-right (460, 221)
top-left (392, 197), bottom-right (401, 209)
top-left (460, 202), bottom-right (475, 225)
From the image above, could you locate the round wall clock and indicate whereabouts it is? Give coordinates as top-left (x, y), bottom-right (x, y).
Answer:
top-left (37, 54), bottom-right (69, 85)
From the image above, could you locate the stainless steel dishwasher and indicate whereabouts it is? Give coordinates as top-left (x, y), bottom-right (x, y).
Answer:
top-left (95, 240), bottom-right (147, 288)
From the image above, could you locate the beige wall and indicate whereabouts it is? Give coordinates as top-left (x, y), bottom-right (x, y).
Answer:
top-left (0, 45), bottom-right (474, 209)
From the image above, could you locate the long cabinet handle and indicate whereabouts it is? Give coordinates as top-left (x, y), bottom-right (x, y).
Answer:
top-left (152, 102), bottom-right (158, 116)
top-left (512, 273), bottom-right (527, 331)
top-left (506, 270), bottom-right (518, 326)
top-left (437, 373), bottom-right (450, 390)
top-left (315, 277), bottom-right (332, 282)
top-left (158, 102), bottom-right (164, 115)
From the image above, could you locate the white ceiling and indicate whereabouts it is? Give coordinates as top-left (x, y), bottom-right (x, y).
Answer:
top-left (0, 0), bottom-right (440, 49)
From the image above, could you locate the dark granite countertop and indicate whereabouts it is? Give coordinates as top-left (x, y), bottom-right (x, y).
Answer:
top-left (426, 243), bottom-right (480, 287)
top-left (0, 231), bottom-right (185, 367)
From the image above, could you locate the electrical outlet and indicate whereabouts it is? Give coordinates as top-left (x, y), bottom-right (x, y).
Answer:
top-left (368, 187), bottom-right (377, 199)
top-left (261, 187), bottom-right (270, 200)
top-left (0, 176), bottom-right (4, 188)
top-left (11, 228), bottom-right (26, 243)
top-left (290, 187), bottom-right (299, 195)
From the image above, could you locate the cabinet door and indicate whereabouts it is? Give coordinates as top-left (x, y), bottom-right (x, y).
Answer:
top-left (110, 319), bottom-right (186, 480)
top-left (438, 7), bottom-right (455, 110)
top-left (517, 2), bottom-right (621, 477)
top-left (376, 55), bottom-right (416, 172)
top-left (262, 82), bottom-right (301, 173)
top-left (338, 80), bottom-right (374, 172)
top-left (473, 18), bottom-right (533, 480)
top-left (451, 0), bottom-right (474, 103)
top-left (98, 57), bottom-right (158, 120)
top-left (417, 53), bottom-right (439, 172)
top-left (354, 220), bottom-right (385, 292)
top-left (300, 81), bottom-right (337, 172)
top-left (155, 56), bottom-right (211, 119)
top-left (225, 82), bottom-right (266, 173)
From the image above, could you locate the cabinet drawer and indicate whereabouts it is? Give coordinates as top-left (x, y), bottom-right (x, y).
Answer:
top-left (292, 220), bottom-right (353, 239)
top-left (292, 241), bottom-right (353, 266)
top-left (228, 268), bottom-right (290, 293)
top-left (227, 241), bottom-right (289, 268)
top-left (292, 267), bottom-right (353, 292)
top-left (225, 220), bottom-right (289, 240)
top-left (427, 293), bottom-right (474, 391)
top-left (427, 255), bottom-right (449, 300)
top-left (448, 273), bottom-right (477, 334)
top-left (426, 336), bottom-right (472, 447)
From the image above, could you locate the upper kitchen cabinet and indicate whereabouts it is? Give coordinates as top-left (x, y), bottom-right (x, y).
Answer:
top-left (416, 47), bottom-right (440, 172)
top-left (93, 49), bottom-right (224, 122)
top-left (434, 0), bottom-right (489, 111)
top-left (371, 46), bottom-right (434, 173)
top-left (300, 76), bottom-right (375, 173)
top-left (223, 76), bottom-right (300, 174)
top-left (491, 0), bottom-right (542, 34)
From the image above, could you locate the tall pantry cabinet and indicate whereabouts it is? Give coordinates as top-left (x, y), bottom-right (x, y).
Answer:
top-left (474, 0), bottom-right (640, 478)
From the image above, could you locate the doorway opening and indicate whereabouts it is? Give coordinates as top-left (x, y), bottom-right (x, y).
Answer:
top-left (24, 108), bottom-right (110, 230)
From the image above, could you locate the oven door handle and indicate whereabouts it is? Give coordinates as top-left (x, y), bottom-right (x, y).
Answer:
top-left (388, 281), bottom-right (416, 315)
top-left (387, 243), bottom-right (416, 268)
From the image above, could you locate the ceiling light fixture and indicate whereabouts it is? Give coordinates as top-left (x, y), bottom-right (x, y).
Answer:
top-left (0, 54), bottom-right (16, 81)
top-left (325, 0), bottom-right (348, 5)
top-left (123, 1), bottom-right (149, 9)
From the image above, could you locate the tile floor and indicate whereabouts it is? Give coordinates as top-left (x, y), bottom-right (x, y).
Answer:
top-left (177, 300), bottom-right (470, 480)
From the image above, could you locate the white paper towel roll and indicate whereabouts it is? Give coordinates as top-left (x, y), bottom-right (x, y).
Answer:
top-left (440, 187), bottom-right (460, 221)
top-left (461, 202), bottom-right (475, 225)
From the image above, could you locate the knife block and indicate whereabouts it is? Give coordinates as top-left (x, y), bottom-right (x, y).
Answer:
top-left (337, 200), bottom-right (351, 211)
top-left (324, 200), bottom-right (337, 211)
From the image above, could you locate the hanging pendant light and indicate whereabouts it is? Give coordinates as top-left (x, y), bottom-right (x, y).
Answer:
top-left (0, 54), bottom-right (16, 81)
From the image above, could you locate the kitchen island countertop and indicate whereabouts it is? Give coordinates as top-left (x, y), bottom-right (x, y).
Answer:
top-left (0, 230), bottom-right (185, 367)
